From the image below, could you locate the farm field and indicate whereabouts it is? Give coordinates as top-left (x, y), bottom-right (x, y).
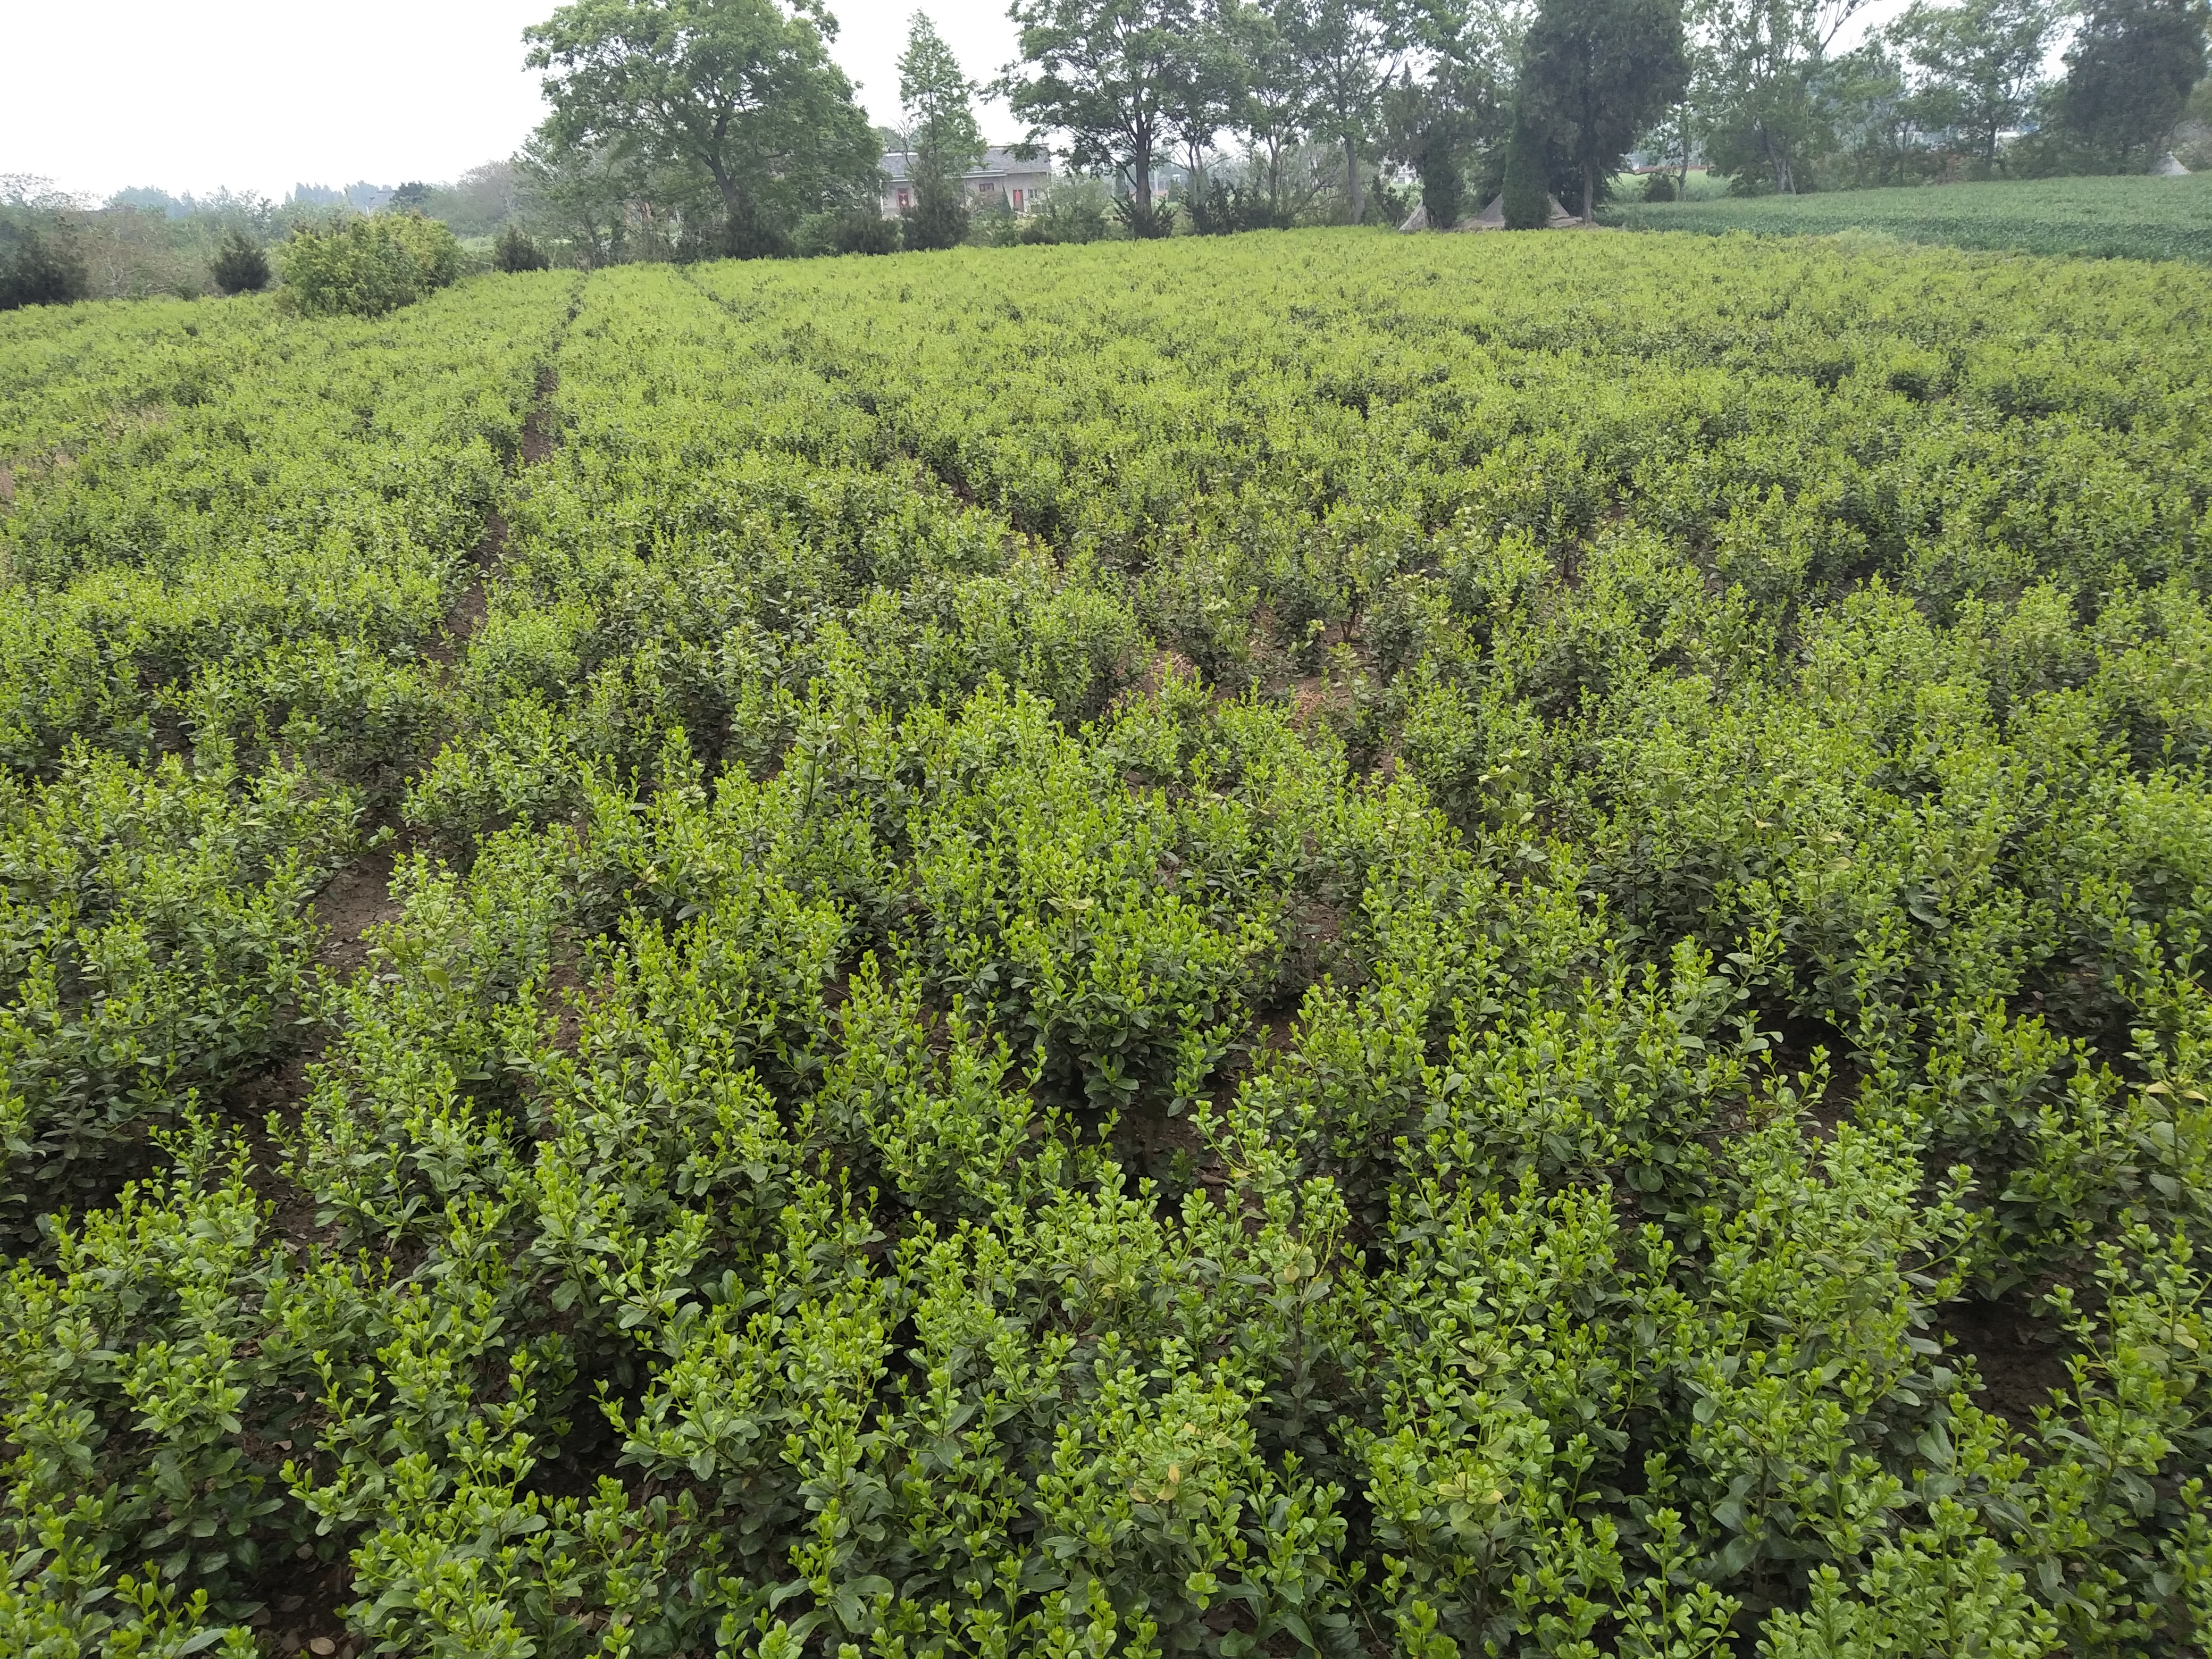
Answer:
top-left (3, 228), bottom-right (2211, 1657)
top-left (1606, 172), bottom-right (2212, 262)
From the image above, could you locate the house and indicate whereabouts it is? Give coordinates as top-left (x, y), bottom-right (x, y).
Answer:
top-left (881, 147), bottom-right (1055, 217)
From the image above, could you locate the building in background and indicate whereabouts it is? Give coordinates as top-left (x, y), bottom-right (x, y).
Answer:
top-left (881, 147), bottom-right (1054, 217)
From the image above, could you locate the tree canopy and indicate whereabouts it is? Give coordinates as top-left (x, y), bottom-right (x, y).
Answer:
top-left (525, 0), bottom-right (878, 255)
top-left (1889, 0), bottom-right (2057, 166)
top-left (899, 11), bottom-right (986, 248)
top-left (1521, 0), bottom-right (1689, 220)
top-left (999, 0), bottom-right (1194, 234)
top-left (2055, 0), bottom-right (2209, 169)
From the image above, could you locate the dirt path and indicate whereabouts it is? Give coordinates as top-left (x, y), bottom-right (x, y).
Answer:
top-left (307, 307), bottom-right (578, 974)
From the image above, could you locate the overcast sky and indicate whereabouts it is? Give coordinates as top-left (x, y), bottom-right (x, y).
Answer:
top-left (1, 0), bottom-right (1023, 203)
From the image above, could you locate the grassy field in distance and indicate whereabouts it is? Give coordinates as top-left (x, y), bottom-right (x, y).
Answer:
top-left (1604, 171), bottom-right (2212, 262)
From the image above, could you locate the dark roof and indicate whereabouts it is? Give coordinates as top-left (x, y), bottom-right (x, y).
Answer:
top-left (880, 146), bottom-right (1049, 183)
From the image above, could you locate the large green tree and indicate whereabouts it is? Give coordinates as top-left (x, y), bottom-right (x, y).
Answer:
top-left (2055, 0), bottom-right (2209, 169)
top-left (998, 0), bottom-right (1193, 235)
top-left (1161, 1), bottom-right (1246, 187)
top-left (525, 0), bottom-right (878, 256)
top-left (1226, 0), bottom-right (1319, 224)
top-left (1691, 0), bottom-right (1867, 192)
top-left (899, 12), bottom-right (986, 249)
top-left (1520, 0), bottom-right (1689, 221)
top-left (1289, 0), bottom-right (1398, 221)
top-left (1889, 0), bottom-right (2057, 169)
top-left (1386, 0), bottom-right (1518, 227)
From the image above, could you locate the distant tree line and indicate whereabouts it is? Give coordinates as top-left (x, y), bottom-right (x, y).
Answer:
top-left (0, 172), bottom-right (512, 311)
top-left (505, 0), bottom-right (2209, 266)
top-left (6, 0), bottom-right (2205, 311)
top-left (1676, 0), bottom-right (2210, 197)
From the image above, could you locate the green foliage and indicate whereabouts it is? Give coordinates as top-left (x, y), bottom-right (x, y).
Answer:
top-left (1517, 0), bottom-right (1689, 221)
top-left (1019, 175), bottom-right (1114, 242)
top-left (276, 214), bottom-right (462, 316)
top-left (207, 231), bottom-right (269, 296)
top-left (898, 12), bottom-right (985, 253)
top-left (1000, 0), bottom-right (1194, 237)
top-left (2052, 0), bottom-right (2211, 171)
top-left (1607, 172), bottom-right (2212, 259)
top-left (1887, 0), bottom-right (2060, 171)
top-left (0, 230), bottom-right (88, 312)
top-left (798, 208), bottom-right (904, 256)
top-left (1503, 113), bottom-right (1554, 227)
top-left (492, 223), bottom-right (551, 274)
top-left (525, 0), bottom-right (882, 258)
top-left (7, 228), bottom-right (2212, 1655)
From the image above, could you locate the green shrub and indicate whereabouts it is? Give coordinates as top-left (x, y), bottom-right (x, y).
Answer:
top-left (492, 223), bottom-right (550, 273)
top-left (276, 213), bottom-right (461, 316)
top-left (208, 230), bottom-right (269, 296)
top-left (1020, 177), bottom-right (1112, 244)
top-left (0, 227), bottom-right (88, 310)
top-left (795, 208), bottom-right (903, 258)
top-left (1503, 115), bottom-right (1552, 228)
top-left (13, 230), bottom-right (2212, 1658)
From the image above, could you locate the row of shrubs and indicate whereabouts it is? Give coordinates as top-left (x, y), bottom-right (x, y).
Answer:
top-left (1, 214), bottom-right (527, 319)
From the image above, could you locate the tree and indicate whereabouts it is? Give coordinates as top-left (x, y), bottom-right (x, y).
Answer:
top-left (210, 230), bottom-right (271, 295)
top-left (899, 12), bottom-right (986, 249)
top-left (1501, 104), bottom-right (1554, 221)
top-left (493, 224), bottom-right (553, 271)
top-left (998, 0), bottom-right (1190, 236)
top-left (0, 229), bottom-right (87, 311)
top-left (2054, 0), bottom-right (2209, 168)
top-left (455, 161), bottom-right (525, 230)
top-left (1692, 0), bottom-right (1866, 191)
top-left (1520, 0), bottom-right (1688, 220)
top-left (278, 216), bottom-right (460, 317)
top-left (525, 0), bottom-right (879, 257)
top-left (1821, 39), bottom-right (1924, 186)
top-left (1162, 2), bottom-right (1246, 186)
top-left (1888, 0), bottom-right (2056, 169)
top-left (518, 132), bottom-right (653, 264)
top-left (1385, 0), bottom-right (1518, 227)
top-left (1227, 0), bottom-right (1319, 224)
top-left (1386, 70), bottom-right (1462, 224)
top-left (1289, 0), bottom-right (1398, 221)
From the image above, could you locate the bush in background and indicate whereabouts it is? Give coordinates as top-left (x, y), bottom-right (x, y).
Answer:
top-left (0, 227), bottom-right (88, 310)
top-left (210, 229), bottom-right (271, 295)
top-left (795, 207), bottom-right (902, 256)
top-left (278, 213), bottom-right (460, 316)
top-left (1503, 115), bottom-right (1553, 227)
top-left (1016, 177), bottom-right (1111, 244)
top-left (492, 223), bottom-right (551, 273)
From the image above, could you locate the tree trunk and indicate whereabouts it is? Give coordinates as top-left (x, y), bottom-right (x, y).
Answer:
top-left (1133, 138), bottom-right (1154, 233)
top-left (1345, 131), bottom-right (1364, 223)
top-left (708, 160), bottom-right (749, 255)
top-left (1583, 157), bottom-right (1595, 225)
top-left (1763, 127), bottom-right (1794, 196)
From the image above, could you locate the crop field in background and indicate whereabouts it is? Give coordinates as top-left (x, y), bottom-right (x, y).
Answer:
top-left (1606, 173), bottom-right (2212, 262)
top-left (3, 228), bottom-right (2211, 1657)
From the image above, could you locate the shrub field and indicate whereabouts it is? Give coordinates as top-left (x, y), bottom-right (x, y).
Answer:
top-left (1604, 173), bottom-right (2212, 263)
top-left (3, 229), bottom-right (2211, 1656)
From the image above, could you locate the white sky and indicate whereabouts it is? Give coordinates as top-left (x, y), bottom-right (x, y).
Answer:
top-left (0, 0), bottom-right (1022, 203)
